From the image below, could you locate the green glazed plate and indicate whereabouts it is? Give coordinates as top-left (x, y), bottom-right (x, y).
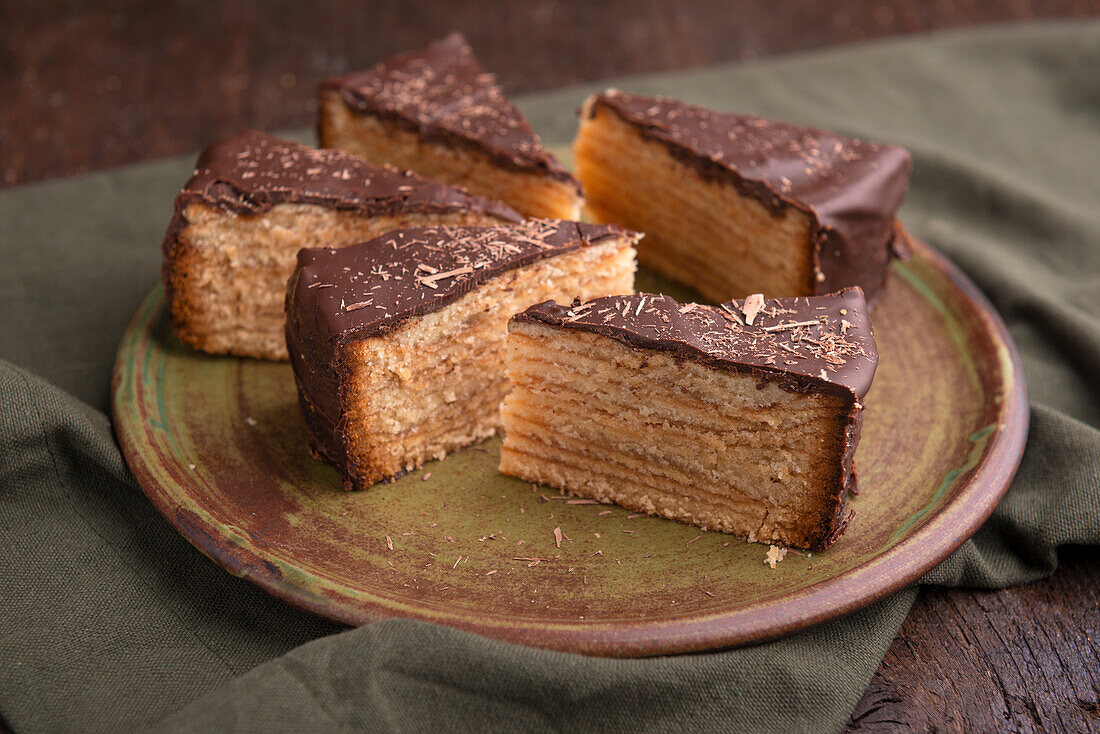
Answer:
top-left (111, 235), bottom-right (1027, 656)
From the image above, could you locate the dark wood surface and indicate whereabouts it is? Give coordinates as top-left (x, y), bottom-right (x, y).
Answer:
top-left (3, 1), bottom-right (1099, 731)
top-left (851, 547), bottom-right (1100, 732)
top-left (3, 0), bottom-right (1100, 188)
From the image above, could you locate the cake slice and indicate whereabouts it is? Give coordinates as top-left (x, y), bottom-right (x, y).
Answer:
top-left (500, 288), bottom-right (877, 551)
top-left (574, 90), bottom-right (912, 304)
top-left (285, 219), bottom-right (639, 489)
top-left (161, 129), bottom-right (521, 360)
top-left (319, 33), bottom-right (582, 220)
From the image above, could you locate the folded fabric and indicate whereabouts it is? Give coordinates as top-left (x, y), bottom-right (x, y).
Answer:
top-left (1, 20), bottom-right (1097, 734)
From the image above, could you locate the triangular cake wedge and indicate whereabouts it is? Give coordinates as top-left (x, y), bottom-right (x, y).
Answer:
top-left (574, 90), bottom-right (912, 304)
top-left (500, 288), bottom-right (877, 551)
top-left (161, 129), bottom-right (521, 360)
top-left (319, 33), bottom-right (583, 220)
top-left (285, 219), bottom-right (639, 489)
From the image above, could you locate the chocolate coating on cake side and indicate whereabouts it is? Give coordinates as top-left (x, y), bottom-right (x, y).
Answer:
top-left (513, 288), bottom-right (875, 549)
top-left (590, 90), bottom-right (912, 301)
top-left (322, 33), bottom-right (576, 184)
top-left (285, 219), bottom-right (637, 485)
top-left (167, 129), bottom-right (522, 221)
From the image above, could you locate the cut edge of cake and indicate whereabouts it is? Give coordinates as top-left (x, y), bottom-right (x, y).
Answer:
top-left (285, 219), bottom-right (640, 489)
top-left (499, 287), bottom-right (877, 551)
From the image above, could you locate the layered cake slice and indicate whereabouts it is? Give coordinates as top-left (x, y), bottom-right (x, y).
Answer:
top-left (161, 129), bottom-right (521, 360)
top-left (500, 288), bottom-right (877, 550)
top-left (285, 219), bottom-right (639, 489)
top-left (319, 33), bottom-right (583, 220)
top-left (574, 90), bottom-right (912, 304)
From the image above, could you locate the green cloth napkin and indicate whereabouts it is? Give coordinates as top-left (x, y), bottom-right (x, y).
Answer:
top-left (2, 21), bottom-right (1098, 733)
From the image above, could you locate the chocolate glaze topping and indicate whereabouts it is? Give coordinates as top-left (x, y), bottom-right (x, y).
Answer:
top-left (322, 33), bottom-right (576, 184)
top-left (167, 129), bottom-right (522, 221)
top-left (285, 219), bottom-right (637, 486)
top-left (515, 288), bottom-right (876, 401)
top-left (513, 287), bottom-right (876, 549)
top-left (590, 90), bottom-right (912, 302)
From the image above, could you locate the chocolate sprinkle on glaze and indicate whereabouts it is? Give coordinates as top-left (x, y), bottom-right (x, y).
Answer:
top-left (590, 90), bottom-right (912, 302)
top-left (166, 129), bottom-right (522, 221)
top-left (514, 287), bottom-right (876, 549)
top-left (285, 219), bottom-right (637, 486)
top-left (322, 33), bottom-right (577, 184)
top-left (515, 288), bottom-right (877, 400)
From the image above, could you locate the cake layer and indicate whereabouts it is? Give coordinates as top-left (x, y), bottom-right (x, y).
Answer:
top-left (574, 90), bottom-right (912, 303)
top-left (161, 130), bottom-right (521, 360)
top-left (285, 220), bottom-right (639, 488)
top-left (503, 336), bottom-right (849, 495)
top-left (320, 33), bottom-right (582, 220)
top-left (500, 291), bottom-right (876, 550)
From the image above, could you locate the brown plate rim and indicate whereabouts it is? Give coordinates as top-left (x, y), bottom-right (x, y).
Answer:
top-left (111, 236), bottom-right (1029, 656)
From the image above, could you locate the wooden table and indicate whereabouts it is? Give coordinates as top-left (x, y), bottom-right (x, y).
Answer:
top-left (4, 2), bottom-right (1099, 731)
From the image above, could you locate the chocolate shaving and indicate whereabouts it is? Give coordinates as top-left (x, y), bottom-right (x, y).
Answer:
top-left (742, 293), bottom-right (765, 325)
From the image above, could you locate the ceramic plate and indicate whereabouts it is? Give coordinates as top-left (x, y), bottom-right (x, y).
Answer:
top-left (112, 235), bottom-right (1027, 656)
